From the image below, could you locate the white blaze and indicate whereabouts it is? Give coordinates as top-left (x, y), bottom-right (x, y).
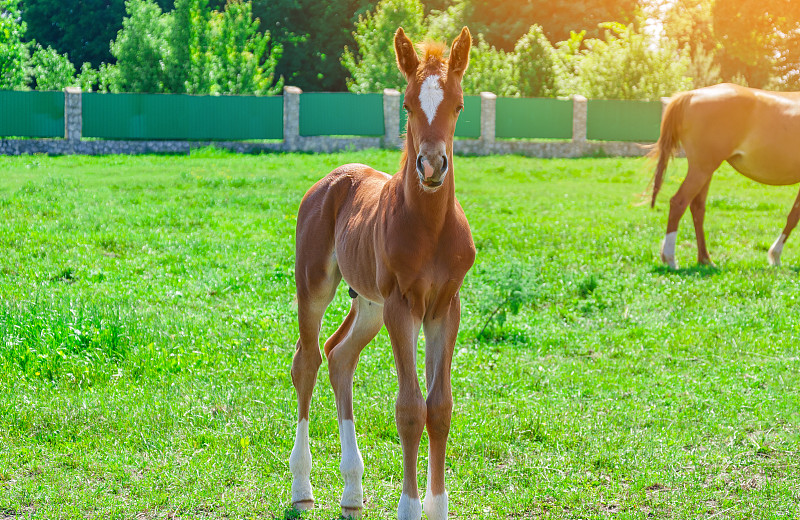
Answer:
top-left (419, 75), bottom-right (443, 125)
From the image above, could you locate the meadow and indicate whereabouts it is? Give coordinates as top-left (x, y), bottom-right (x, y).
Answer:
top-left (0, 149), bottom-right (798, 519)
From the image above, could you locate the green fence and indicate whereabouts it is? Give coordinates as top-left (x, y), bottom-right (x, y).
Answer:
top-left (0, 90), bottom-right (64, 138)
top-left (300, 93), bottom-right (384, 136)
top-left (587, 99), bottom-right (662, 142)
top-left (496, 97), bottom-right (573, 139)
top-left (398, 94), bottom-right (481, 138)
top-left (83, 92), bottom-right (283, 140)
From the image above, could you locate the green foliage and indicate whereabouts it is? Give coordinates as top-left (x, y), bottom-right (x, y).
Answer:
top-left (459, 36), bottom-right (515, 96)
top-left (474, 260), bottom-right (539, 344)
top-left (0, 0), bottom-right (30, 89)
top-left (512, 25), bottom-right (560, 98)
top-left (576, 22), bottom-right (691, 100)
top-left (108, 0), bottom-right (169, 93)
top-left (102, 0), bottom-right (282, 94)
top-left (341, 0), bottom-right (425, 93)
top-left (27, 43), bottom-right (76, 90)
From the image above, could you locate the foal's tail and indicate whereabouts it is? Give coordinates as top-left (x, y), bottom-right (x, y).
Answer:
top-left (648, 92), bottom-right (692, 208)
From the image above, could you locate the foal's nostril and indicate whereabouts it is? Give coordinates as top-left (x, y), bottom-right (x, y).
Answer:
top-left (416, 154), bottom-right (425, 175)
top-left (440, 155), bottom-right (448, 173)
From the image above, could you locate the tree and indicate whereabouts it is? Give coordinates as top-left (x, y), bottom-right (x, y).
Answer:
top-left (513, 25), bottom-right (560, 97)
top-left (1, 0), bottom-right (30, 89)
top-left (341, 0), bottom-right (425, 93)
top-left (27, 43), bottom-right (76, 90)
top-left (449, 0), bottom-right (638, 52)
top-left (460, 36), bottom-right (516, 96)
top-left (576, 22), bottom-right (691, 100)
top-left (19, 0), bottom-right (178, 69)
top-left (108, 0), bottom-right (169, 93)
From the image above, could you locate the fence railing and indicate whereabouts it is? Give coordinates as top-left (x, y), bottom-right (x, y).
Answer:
top-left (0, 87), bottom-right (668, 157)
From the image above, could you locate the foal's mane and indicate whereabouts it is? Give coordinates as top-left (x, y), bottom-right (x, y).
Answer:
top-left (398, 40), bottom-right (449, 173)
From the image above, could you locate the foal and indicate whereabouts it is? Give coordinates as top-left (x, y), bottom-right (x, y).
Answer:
top-left (289, 27), bottom-right (475, 520)
top-left (651, 83), bottom-right (800, 268)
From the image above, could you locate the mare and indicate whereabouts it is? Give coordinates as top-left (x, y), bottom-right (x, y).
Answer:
top-left (289, 27), bottom-right (475, 520)
top-left (651, 82), bottom-right (800, 268)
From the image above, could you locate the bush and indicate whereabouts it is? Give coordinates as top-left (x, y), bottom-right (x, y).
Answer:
top-left (341, 0), bottom-right (425, 93)
top-left (576, 22), bottom-right (691, 100)
top-left (513, 25), bottom-right (560, 98)
top-left (27, 44), bottom-right (76, 91)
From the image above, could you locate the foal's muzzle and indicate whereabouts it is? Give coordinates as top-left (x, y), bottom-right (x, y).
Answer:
top-left (416, 153), bottom-right (448, 189)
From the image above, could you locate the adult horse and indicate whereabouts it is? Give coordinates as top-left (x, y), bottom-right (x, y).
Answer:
top-left (651, 83), bottom-right (800, 268)
top-left (289, 27), bottom-right (475, 520)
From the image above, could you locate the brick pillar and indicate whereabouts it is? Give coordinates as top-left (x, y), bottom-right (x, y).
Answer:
top-left (383, 88), bottom-right (401, 149)
top-left (480, 91), bottom-right (496, 146)
top-left (283, 86), bottom-right (302, 150)
top-left (572, 95), bottom-right (587, 143)
top-left (64, 87), bottom-right (82, 142)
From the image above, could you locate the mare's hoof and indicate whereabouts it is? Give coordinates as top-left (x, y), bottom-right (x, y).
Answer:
top-left (292, 499), bottom-right (314, 511)
top-left (341, 506), bottom-right (363, 518)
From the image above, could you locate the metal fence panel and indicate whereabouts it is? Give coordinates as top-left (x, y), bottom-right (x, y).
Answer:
top-left (398, 94), bottom-right (480, 138)
top-left (587, 99), bottom-right (661, 142)
top-left (496, 97), bottom-right (573, 139)
top-left (83, 93), bottom-right (283, 140)
top-left (0, 91), bottom-right (64, 138)
top-left (299, 93), bottom-right (384, 136)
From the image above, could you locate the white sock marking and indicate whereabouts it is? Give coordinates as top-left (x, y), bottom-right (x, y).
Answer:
top-left (338, 419), bottom-right (364, 512)
top-left (419, 75), bottom-right (443, 125)
top-left (768, 233), bottom-right (787, 266)
top-left (398, 493), bottom-right (422, 520)
top-left (289, 419), bottom-right (314, 506)
top-left (423, 450), bottom-right (448, 520)
top-left (661, 231), bottom-right (678, 269)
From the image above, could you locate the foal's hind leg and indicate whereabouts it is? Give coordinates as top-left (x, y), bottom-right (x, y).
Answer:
top-left (325, 295), bottom-right (384, 518)
top-left (290, 250), bottom-right (340, 510)
top-left (768, 187), bottom-right (800, 266)
top-left (661, 163), bottom-right (717, 268)
top-left (689, 178), bottom-right (714, 266)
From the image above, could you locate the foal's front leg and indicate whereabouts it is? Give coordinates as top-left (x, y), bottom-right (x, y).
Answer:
top-left (421, 294), bottom-right (461, 520)
top-left (383, 291), bottom-right (426, 520)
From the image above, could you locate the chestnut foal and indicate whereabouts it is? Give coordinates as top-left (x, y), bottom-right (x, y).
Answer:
top-left (289, 27), bottom-right (475, 520)
top-left (652, 83), bottom-right (800, 268)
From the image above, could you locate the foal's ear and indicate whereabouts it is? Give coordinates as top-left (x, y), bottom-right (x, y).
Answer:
top-left (394, 27), bottom-right (419, 80)
top-left (448, 26), bottom-right (471, 79)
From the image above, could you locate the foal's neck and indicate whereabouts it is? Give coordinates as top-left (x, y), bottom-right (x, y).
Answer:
top-left (397, 133), bottom-right (456, 221)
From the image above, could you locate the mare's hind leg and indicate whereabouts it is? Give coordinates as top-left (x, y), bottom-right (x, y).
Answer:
top-left (325, 295), bottom-right (384, 518)
top-left (290, 246), bottom-right (340, 510)
top-left (689, 178), bottom-right (714, 266)
top-left (768, 187), bottom-right (800, 266)
top-left (661, 163), bottom-right (718, 269)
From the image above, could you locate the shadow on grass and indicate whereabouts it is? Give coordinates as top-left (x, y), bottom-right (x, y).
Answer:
top-left (650, 264), bottom-right (721, 278)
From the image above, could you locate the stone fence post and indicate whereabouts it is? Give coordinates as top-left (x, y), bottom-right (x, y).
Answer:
top-left (283, 86), bottom-right (302, 150)
top-left (383, 88), bottom-right (401, 149)
top-left (572, 95), bottom-right (587, 143)
top-left (480, 91), bottom-right (496, 147)
top-left (64, 87), bottom-right (82, 143)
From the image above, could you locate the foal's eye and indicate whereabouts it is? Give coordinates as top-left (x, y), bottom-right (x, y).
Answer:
top-left (456, 104), bottom-right (464, 115)
top-left (403, 103), bottom-right (411, 113)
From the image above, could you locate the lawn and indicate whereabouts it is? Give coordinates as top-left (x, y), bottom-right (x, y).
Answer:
top-left (0, 149), bottom-right (798, 519)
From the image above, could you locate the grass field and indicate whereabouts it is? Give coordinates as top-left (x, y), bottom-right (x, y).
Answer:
top-left (0, 149), bottom-right (798, 520)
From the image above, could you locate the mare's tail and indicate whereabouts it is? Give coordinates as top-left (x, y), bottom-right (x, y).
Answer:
top-left (648, 92), bottom-right (692, 208)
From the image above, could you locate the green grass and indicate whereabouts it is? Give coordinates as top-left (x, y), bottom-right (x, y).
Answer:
top-left (0, 149), bottom-right (798, 519)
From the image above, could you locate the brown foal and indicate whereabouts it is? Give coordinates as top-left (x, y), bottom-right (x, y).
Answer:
top-left (289, 27), bottom-right (475, 520)
top-left (651, 83), bottom-right (800, 268)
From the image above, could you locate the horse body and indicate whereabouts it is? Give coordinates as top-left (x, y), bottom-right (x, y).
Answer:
top-left (651, 83), bottom-right (800, 267)
top-left (290, 27), bottom-right (474, 520)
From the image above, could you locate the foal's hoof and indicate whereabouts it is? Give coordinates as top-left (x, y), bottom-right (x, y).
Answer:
top-left (292, 499), bottom-right (314, 512)
top-left (341, 506), bottom-right (363, 518)
top-left (698, 258), bottom-right (716, 268)
top-left (660, 253), bottom-right (677, 270)
top-left (768, 251), bottom-right (781, 267)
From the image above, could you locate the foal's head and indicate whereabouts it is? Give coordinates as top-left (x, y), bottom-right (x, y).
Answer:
top-left (395, 27), bottom-right (471, 191)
